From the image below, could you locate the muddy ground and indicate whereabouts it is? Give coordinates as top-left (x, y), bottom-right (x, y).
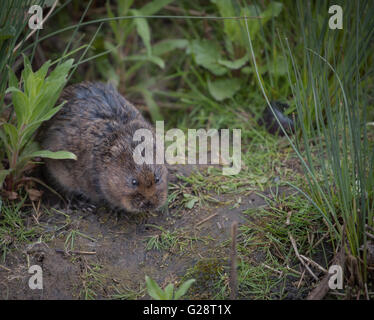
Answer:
top-left (0, 164), bottom-right (308, 300)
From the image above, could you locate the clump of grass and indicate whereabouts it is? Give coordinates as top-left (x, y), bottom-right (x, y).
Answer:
top-left (78, 262), bottom-right (107, 300)
top-left (245, 0), bottom-right (374, 296)
top-left (0, 198), bottom-right (39, 261)
top-left (145, 225), bottom-right (180, 251)
top-left (237, 190), bottom-right (328, 299)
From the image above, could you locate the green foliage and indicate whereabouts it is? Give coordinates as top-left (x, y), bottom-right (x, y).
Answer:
top-left (184, 0), bottom-right (284, 103)
top-left (245, 0), bottom-right (374, 288)
top-left (207, 78), bottom-right (241, 101)
top-left (95, 0), bottom-right (177, 121)
top-left (0, 198), bottom-right (38, 261)
top-left (145, 275), bottom-right (195, 300)
top-left (0, 56), bottom-right (76, 189)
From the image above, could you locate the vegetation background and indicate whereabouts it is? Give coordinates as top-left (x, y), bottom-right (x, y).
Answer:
top-left (0, 0), bottom-right (373, 299)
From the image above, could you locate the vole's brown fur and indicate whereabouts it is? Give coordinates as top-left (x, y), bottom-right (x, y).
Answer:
top-left (39, 82), bottom-right (168, 213)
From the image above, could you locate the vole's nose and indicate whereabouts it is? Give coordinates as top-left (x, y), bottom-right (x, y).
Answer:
top-left (142, 200), bottom-right (153, 210)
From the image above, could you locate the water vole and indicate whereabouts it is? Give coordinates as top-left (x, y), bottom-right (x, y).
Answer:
top-left (39, 82), bottom-right (168, 213)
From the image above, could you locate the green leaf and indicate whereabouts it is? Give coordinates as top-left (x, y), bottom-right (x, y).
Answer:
top-left (240, 2), bottom-right (283, 41)
top-left (207, 78), bottom-right (242, 101)
top-left (185, 198), bottom-right (198, 209)
top-left (6, 86), bottom-right (28, 126)
top-left (118, 0), bottom-right (134, 16)
top-left (48, 59), bottom-right (74, 83)
top-left (164, 283), bottom-right (174, 300)
top-left (189, 40), bottom-right (227, 76)
top-left (30, 59), bottom-right (73, 122)
top-left (34, 59), bottom-right (51, 83)
top-left (214, 0), bottom-right (240, 43)
top-left (261, 2), bottom-right (283, 24)
top-left (2, 123), bottom-right (18, 148)
top-left (27, 150), bottom-right (77, 160)
top-left (131, 9), bottom-right (152, 56)
top-left (218, 54), bottom-right (248, 70)
top-left (152, 39), bottom-right (188, 56)
top-left (174, 279), bottom-right (195, 300)
top-left (145, 276), bottom-right (166, 300)
top-left (106, 0), bottom-right (118, 36)
top-left (7, 65), bottom-right (18, 88)
top-left (122, 54), bottom-right (165, 69)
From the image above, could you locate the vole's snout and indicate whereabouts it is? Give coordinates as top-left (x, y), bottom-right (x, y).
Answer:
top-left (141, 200), bottom-right (153, 211)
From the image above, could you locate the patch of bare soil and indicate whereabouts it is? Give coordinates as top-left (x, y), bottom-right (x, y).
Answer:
top-left (0, 164), bottom-right (295, 300)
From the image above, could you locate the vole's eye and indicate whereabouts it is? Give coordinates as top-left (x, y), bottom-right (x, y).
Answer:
top-left (155, 176), bottom-right (160, 184)
top-left (132, 179), bottom-right (138, 186)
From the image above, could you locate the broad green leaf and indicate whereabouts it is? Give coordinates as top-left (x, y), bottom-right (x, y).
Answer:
top-left (18, 122), bottom-right (42, 151)
top-left (145, 276), bottom-right (166, 300)
top-left (118, 0), bottom-right (134, 16)
top-left (185, 198), bottom-right (198, 209)
top-left (218, 54), bottom-right (248, 70)
top-left (147, 55), bottom-right (165, 69)
top-left (174, 279), bottom-right (196, 300)
top-left (208, 78), bottom-right (242, 101)
top-left (164, 283), bottom-right (174, 300)
top-left (240, 5), bottom-right (262, 39)
top-left (189, 40), bottom-right (227, 76)
top-left (34, 59), bottom-right (51, 83)
top-left (32, 104), bottom-right (63, 124)
top-left (25, 150), bottom-right (77, 160)
top-left (240, 2), bottom-right (283, 41)
top-left (261, 2), bottom-right (283, 24)
top-left (31, 60), bottom-right (73, 122)
top-left (7, 66), bottom-right (18, 89)
top-left (152, 39), bottom-right (188, 56)
top-left (21, 54), bottom-right (33, 92)
top-left (123, 54), bottom-right (165, 69)
top-left (6, 86), bottom-right (28, 126)
top-left (3, 123), bottom-right (18, 148)
top-left (214, 0), bottom-right (240, 43)
top-left (47, 58), bottom-right (74, 83)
